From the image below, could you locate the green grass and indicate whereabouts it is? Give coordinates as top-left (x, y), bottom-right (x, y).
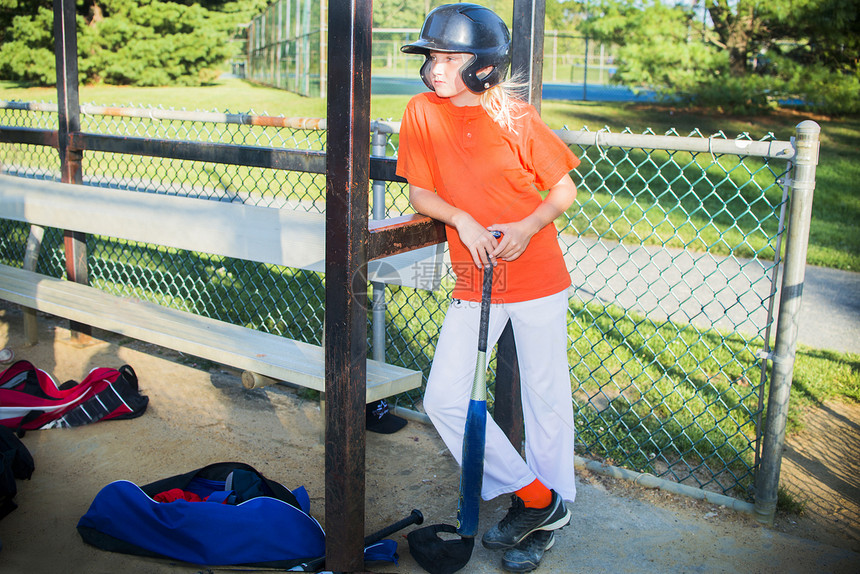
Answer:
top-left (777, 485), bottom-right (808, 515)
top-left (789, 346), bottom-right (860, 433)
top-left (563, 147), bottom-right (785, 262)
top-left (565, 297), bottom-right (763, 481)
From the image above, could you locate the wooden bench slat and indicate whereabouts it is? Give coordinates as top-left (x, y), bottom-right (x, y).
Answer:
top-left (0, 174), bottom-right (442, 290)
top-left (0, 264), bottom-right (422, 402)
top-left (2, 175), bottom-right (327, 270)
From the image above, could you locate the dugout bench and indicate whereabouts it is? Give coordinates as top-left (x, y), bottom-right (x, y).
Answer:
top-left (0, 174), bottom-right (443, 402)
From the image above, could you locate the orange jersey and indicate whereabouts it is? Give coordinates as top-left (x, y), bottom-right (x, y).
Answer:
top-left (396, 92), bottom-right (581, 303)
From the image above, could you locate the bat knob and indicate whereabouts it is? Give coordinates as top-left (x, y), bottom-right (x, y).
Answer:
top-left (411, 509), bottom-right (425, 525)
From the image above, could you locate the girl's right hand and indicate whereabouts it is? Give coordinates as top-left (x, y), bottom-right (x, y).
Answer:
top-left (454, 215), bottom-right (500, 268)
top-left (407, 184), bottom-right (501, 268)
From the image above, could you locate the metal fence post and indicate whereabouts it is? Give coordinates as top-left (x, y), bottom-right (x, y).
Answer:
top-left (512, 0), bottom-right (546, 113)
top-left (371, 128), bottom-right (388, 364)
top-left (22, 226), bottom-right (45, 345)
top-left (583, 35), bottom-right (589, 100)
top-left (753, 120), bottom-right (820, 525)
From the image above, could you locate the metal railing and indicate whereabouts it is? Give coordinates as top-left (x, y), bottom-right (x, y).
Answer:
top-left (0, 100), bottom-right (819, 517)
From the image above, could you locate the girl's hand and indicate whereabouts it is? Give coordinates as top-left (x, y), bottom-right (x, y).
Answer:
top-left (488, 221), bottom-right (535, 262)
top-left (455, 215), bottom-right (501, 268)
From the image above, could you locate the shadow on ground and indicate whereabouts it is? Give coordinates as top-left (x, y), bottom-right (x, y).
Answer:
top-left (780, 400), bottom-right (860, 549)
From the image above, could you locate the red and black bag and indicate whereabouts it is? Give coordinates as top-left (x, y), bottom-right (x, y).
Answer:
top-left (0, 360), bottom-right (148, 434)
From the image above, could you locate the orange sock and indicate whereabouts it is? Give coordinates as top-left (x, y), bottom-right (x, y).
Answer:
top-left (516, 479), bottom-right (552, 509)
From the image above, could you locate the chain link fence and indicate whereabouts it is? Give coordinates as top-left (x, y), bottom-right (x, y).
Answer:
top-left (0, 101), bottom-right (794, 502)
top-left (246, 0), bottom-right (324, 98)
top-left (241, 12), bottom-right (618, 100)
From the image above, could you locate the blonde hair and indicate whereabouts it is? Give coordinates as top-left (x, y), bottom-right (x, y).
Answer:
top-left (479, 71), bottom-right (529, 133)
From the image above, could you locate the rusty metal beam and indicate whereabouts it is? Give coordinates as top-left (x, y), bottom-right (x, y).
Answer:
top-left (54, 0), bottom-right (81, 183)
top-left (368, 214), bottom-right (446, 260)
top-left (512, 0), bottom-right (547, 112)
top-left (69, 133), bottom-right (328, 173)
top-left (494, 321), bottom-right (524, 451)
top-left (368, 156), bottom-right (404, 183)
top-left (54, 0), bottom-right (91, 343)
top-left (0, 127), bottom-right (59, 148)
top-left (324, 1), bottom-right (373, 571)
top-left (67, 132), bottom-right (404, 180)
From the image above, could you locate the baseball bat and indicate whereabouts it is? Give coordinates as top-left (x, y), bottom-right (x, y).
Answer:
top-left (364, 508), bottom-right (424, 545)
top-left (297, 509), bottom-right (424, 571)
top-left (456, 262), bottom-right (494, 537)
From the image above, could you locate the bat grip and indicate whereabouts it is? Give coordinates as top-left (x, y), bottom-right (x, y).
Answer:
top-left (364, 509), bottom-right (424, 546)
top-left (299, 509), bottom-right (425, 570)
top-left (478, 265), bottom-right (493, 353)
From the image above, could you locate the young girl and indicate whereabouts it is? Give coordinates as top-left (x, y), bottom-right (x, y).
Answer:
top-left (396, 4), bottom-right (580, 573)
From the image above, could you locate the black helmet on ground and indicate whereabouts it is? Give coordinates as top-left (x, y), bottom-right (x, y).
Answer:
top-left (401, 3), bottom-right (511, 94)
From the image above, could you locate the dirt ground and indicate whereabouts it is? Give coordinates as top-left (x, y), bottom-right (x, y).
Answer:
top-left (0, 301), bottom-right (858, 573)
top-left (779, 400), bottom-right (860, 550)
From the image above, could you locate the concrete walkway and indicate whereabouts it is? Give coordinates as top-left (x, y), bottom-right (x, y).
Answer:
top-left (789, 264), bottom-right (860, 354)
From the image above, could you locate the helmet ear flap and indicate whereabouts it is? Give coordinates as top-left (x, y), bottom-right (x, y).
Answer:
top-left (461, 57), bottom-right (504, 93)
top-left (458, 54), bottom-right (483, 94)
top-left (419, 55), bottom-right (434, 91)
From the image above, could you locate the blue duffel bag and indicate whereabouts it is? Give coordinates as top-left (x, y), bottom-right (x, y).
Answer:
top-left (77, 461), bottom-right (396, 570)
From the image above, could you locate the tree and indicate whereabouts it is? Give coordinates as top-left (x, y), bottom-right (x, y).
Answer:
top-left (78, 0), bottom-right (235, 86)
top-left (707, 0), bottom-right (859, 78)
top-left (580, 1), bottom-right (725, 96)
top-left (0, 1), bottom-right (55, 85)
top-left (706, 0), bottom-right (764, 77)
top-left (545, 0), bottom-right (581, 30)
top-left (0, 0), bottom-right (268, 87)
top-left (372, 0), bottom-right (427, 28)
top-left (580, 0), bottom-right (859, 114)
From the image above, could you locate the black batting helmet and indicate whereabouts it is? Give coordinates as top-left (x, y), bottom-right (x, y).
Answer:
top-left (401, 3), bottom-right (511, 94)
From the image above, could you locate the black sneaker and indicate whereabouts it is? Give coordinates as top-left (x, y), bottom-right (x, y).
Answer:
top-left (481, 490), bottom-right (570, 550)
top-left (502, 530), bottom-right (555, 573)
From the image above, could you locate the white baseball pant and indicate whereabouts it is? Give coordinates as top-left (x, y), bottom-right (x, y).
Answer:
top-left (423, 288), bottom-right (577, 503)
